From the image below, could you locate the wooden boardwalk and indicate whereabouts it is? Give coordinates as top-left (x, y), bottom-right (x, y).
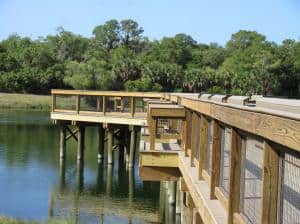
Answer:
top-left (50, 89), bottom-right (300, 224)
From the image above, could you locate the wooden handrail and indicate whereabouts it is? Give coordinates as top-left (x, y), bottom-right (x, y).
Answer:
top-left (51, 89), bottom-right (164, 98)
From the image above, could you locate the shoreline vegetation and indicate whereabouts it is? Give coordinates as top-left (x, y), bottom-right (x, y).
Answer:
top-left (0, 93), bottom-right (52, 111)
top-left (0, 92), bottom-right (77, 111)
top-left (0, 19), bottom-right (299, 98)
top-left (0, 216), bottom-right (69, 224)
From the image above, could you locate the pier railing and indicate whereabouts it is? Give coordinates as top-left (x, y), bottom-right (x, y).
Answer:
top-left (51, 89), bottom-right (163, 118)
top-left (159, 94), bottom-right (300, 224)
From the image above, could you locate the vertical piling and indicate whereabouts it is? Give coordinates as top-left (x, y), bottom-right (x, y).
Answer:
top-left (107, 126), bottom-right (113, 164)
top-left (106, 164), bottom-right (112, 195)
top-left (125, 128), bottom-right (130, 164)
top-left (77, 125), bottom-right (85, 160)
top-left (129, 125), bottom-right (136, 168)
top-left (59, 125), bottom-right (66, 159)
top-left (59, 158), bottom-right (66, 191)
top-left (76, 160), bottom-right (84, 193)
top-left (168, 181), bottom-right (176, 205)
top-left (168, 181), bottom-right (176, 223)
top-left (98, 125), bottom-right (105, 161)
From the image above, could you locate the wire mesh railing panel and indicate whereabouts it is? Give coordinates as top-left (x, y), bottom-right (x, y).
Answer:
top-left (55, 95), bottom-right (76, 110)
top-left (219, 127), bottom-right (231, 196)
top-left (103, 96), bottom-right (130, 113)
top-left (240, 137), bottom-right (263, 224)
top-left (135, 97), bottom-right (146, 113)
top-left (194, 117), bottom-right (201, 160)
top-left (121, 97), bottom-right (131, 113)
top-left (279, 151), bottom-right (300, 224)
top-left (79, 95), bottom-right (97, 112)
top-left (205, 121), bottom-right (213, 175)
top-left (156, 118), bottom-right (182, 139)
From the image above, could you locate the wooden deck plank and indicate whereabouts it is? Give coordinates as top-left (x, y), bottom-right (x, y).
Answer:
top-left (51, 111), bottom-right (147, 126)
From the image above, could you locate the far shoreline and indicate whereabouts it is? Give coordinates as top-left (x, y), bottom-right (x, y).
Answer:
top-left (0, 93), bottom-right (52, 111)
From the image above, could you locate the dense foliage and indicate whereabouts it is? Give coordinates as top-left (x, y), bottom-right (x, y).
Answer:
top-left (0, 19), bottom-right (299, 97)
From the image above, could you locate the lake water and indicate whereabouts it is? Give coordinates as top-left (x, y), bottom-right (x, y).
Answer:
top-left (0, 110), bottom-right (170, 223)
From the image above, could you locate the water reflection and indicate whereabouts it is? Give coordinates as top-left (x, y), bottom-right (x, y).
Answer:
top-left (52, 160), bottom-right (162, 223)
top-left (0, 110), bottom-right (161, 223)
top-left (0, 110), bottom-right (189, 223)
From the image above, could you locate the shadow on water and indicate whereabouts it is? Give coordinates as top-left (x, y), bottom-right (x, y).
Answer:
top-left (0, 110), bottom-right (180, 223)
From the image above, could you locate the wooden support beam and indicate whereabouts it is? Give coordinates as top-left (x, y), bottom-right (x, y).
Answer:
top-left (76, 95), bottom-right (80, 114)
top-left (227, 128), bottom-right (243, 224)
top-left (59, 125), bottom-right (66, 159)
top-left (96, 96), bottom-right (101, 112)
top-left (65, 127), bottom-right (79, 141)
top-left (139, 166), bottom-right (181, 181)
top-left (98, 125), bottom-right (105, 161)
top-left (131, 96), bottom-right (135, 117)
top-left (129, 125), bottom-right (136, 168)
top-left (185, 109), bottom-right (192, 157)
top-left (193, 210), bottom-right (204, 224)
top-left (191, 112), bottom-right (198, 167)
top-left (77, 126), bottom-right (85, 160)
top-left (139, 151), bottom-right (179, 167)
top-left (52, 94), bottom-right (56, 112)
top-left (107, 126), bottom-right (113, 164)
top-left (179, 178), bottom-right (188, 192)
top-left (198, 115), bottom-right (208, 180)
top-left (260, 141), bottom-right (280, 224)
top-left (210, 120), bottom-right (221, 199)
top-left (149, 117), bottom-right (157, 151)
top-left (168, 181), bottom-right (176, 206)
top-left (103, 96), bottom-right (106, 115)
top-left (124, 128), bottom-right (130, 164)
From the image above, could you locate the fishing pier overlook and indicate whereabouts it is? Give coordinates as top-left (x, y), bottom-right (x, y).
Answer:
top-left (51, 89), bottom-right (300, 224)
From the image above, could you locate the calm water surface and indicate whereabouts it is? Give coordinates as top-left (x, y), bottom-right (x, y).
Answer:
top-left (0, 110), bottom-right (163, 223)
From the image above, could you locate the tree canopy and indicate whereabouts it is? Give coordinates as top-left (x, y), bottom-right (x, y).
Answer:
top-left (0, 20), bottom-right (299, 97)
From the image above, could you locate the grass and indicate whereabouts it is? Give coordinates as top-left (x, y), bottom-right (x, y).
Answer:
top-left (0, 216), bottom-right (71, 224)
top-left (0, 93), bottom-right (52, 111)
top-left (0, 93), bottom-right (78, 111)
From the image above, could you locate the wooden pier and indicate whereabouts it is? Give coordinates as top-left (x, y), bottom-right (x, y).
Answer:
top-left (51, 89), bottom-right (300, 224)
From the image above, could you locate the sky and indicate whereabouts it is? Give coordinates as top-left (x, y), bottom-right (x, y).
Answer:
top-left (0, 0), bottom-right (300, 45)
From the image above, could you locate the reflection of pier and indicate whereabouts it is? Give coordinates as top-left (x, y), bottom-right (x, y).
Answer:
top-left (52, 159), bottom-right (183, 223)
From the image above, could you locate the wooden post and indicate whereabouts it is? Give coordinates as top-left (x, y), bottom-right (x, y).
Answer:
top-left (96, 96), bottom-right (101, 112)
top-left (210, 120), bottom-right (221, 199)
top-left (59, 125), bottom-right (67, 159)
top-left (114, 97), bottom-right (117, 111)
top-left (260, 141), bottom-right (279, 224)
top-left (76, 160), bottom-right (84, 192)
top-left (76, 95), bottom-right (80, 114)
top-left (129, 125), bottom-right (136, 168)
top-left (149, 117), bottom-right (157, 151)
top-left (59, 157), bottom-right (66, 191)
top-left (184, 109), bottom-right (192, 157)
top-left (107, 126), bottom-right (113, 164)
top-left (98, 125), bottom-right (105, 161)
top-left (52, 94), bottom-right (56, 112)
top-left (167, 181), bottom-right (176, 223)
top-left (168, 181), bottom-right (176, 205)
top-left (124, 128), bottom-right (130, 164)
top-left (191, 112), bottom-right (198, 167)
top-left (103, 96), bottom-right (106, 115)
top-left (176, 181), bottom-right (181, 214)
top-left (198, 115), bottom-right (208, 180)
top-left (131, 96), bottom-right (135, 117)
top-left (227, 128), bottom-right (243, 224)
top-left (77, 126), bottom-right (85, 160)
top-left (106, 164), bottom-right (112, 195)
